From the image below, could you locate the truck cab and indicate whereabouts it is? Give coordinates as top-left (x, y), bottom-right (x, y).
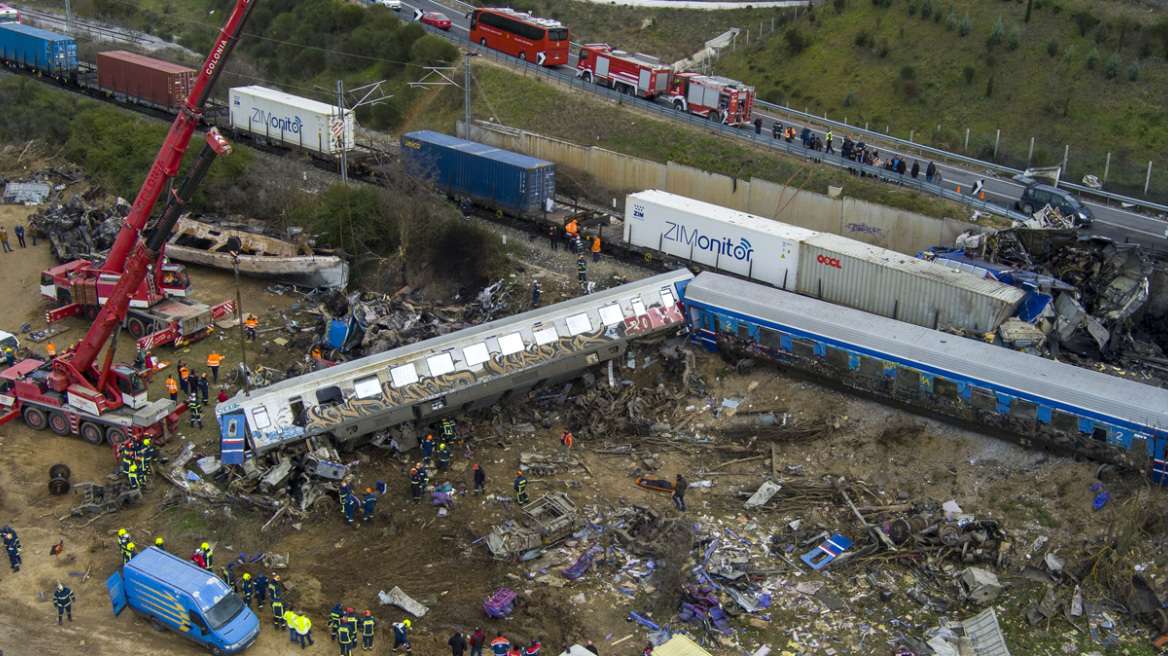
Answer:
top-left (108, 547), bottom-right (259, 655)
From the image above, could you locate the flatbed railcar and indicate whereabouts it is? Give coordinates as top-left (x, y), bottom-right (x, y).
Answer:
top-left (216, 269), bottom-right (693, 463)
top-left (681, 272), bottom-right (1168, 484)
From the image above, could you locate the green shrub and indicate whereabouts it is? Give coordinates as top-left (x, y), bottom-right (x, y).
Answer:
top-left (843, 89), bottom-right (857, 106)
top-left (785, 26), bottom-right (811, 55)
top-left (984, 74), bottom-right (994, 98)
top-left (900, 65), bottom-right (917, 80)
top-left (1086, 48), bottom-right (1099, 69)
top-left (854, 29), bottom-right (872, 48)
top-left (1128, 59), bottom-right (1140, 81)
top-left (876, 37), bottom-right (891, 57)
top-left (1105, 52), bottom-right (1121, 78)
top-left (1007, 26), bottom-right (1021, 50)
top-left (1046, 37), bottom-right (1059, 57)
top-left (935, 7), bottom-right (942, 22)
top-left (946, 7), bottom-right (957, 30)
top-left (921, 0), bottom-right (933, 19)
top-left (958, 11), bottom-right (971, 36)
top-left (832, 0), bottom-right (847, 14)
top-left (963, 65), bottom-right (976, 84)
top-left (1070, 10), bottom-right (1099, 37)
top-left (908, 1), bottom-right (917, 16)
top-left (1063, 44), bottom-right (1075, 62)
top-left (986, 17), bottom-right (1003, 46)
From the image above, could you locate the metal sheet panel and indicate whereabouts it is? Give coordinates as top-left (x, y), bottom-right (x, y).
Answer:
top-left (796, 232), bottom-right (1024, 332)
top-left (229, 85), bottom-right (355, 156)
top-left (625, 190), bottom-right (813, 291)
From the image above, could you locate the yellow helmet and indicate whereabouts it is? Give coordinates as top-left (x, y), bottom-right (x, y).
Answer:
top-left (404, 620), bottom-right (411, 628)
top-left (118, 529), bottom-right (127, 536)
top-left (143, 439), bottom-right (151, 446)
top-left (243, 573), bottom-right (251, 580)
top-left (155, 538), bottom-right (164, 546)
top-left (201, 542), bottom-right (209, 550)
top-left (127, 543), bottom-right (136, 549)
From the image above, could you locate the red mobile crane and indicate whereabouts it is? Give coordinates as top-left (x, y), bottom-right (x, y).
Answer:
top-left (0, 0), bottom-right (258, 447)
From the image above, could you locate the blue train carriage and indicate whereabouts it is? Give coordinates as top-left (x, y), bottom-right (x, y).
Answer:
top-left (400, 130), bottom-right (555, 217)
top-left (0, 23), bottom-right (77, 79)
top-left (217, 270), bottom-right (694, 464)
top-left (681, 272), bottom-right (1168, 484)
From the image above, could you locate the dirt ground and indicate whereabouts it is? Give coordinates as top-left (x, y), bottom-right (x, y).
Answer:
top-left (0, 200), bottom-right (1165, 656)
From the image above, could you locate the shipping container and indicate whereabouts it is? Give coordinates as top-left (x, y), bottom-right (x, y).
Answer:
top-left (401, 130), bottom-right (556, 215)
top-left (795, 233), bottom-right (1025, 332)
top-left (96, 51), bottom-right (195, 110)
top-left (0, 23), bottom-right (77, 76)
top-left (624, 190), bottom-right (814, 292)
top-left (228, 85), bottom-right (354, 157)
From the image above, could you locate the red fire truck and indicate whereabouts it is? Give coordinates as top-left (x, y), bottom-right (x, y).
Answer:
top-left (668, 72), bottom-right (755, 127)
top-left (575, 43), bottom-right (672, 99)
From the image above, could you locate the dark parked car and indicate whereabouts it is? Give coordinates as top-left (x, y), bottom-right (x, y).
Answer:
top-left (1016, 183), bottom-right (1094, 226)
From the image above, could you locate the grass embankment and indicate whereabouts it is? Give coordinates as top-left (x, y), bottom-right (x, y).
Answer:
top-left (712, 0), bottom-right (1168, 200)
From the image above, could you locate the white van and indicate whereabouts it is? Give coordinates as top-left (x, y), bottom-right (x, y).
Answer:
top-left (0, 330), bottom-right (18, 354)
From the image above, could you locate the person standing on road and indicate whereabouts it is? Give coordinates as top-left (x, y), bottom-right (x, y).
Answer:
top-left (825, 129), bottom-right (835, 155)
top-left (772, 120), bottom-right (781, 140)
top-left (753, 115), bottom-right (762, 135)
top-left (295, 612), bottom-right (315, 649)
top-left (672, 473), bottom-right (687, 511)
top-left (911, 160), bottom-right (920, 179)
top-left (54, 583), bottom-right (75, 624)
top-left (926, 161), bottom-right (936, 184)
top-left (14, 224), bottom-right (25, 248)
top-left (449, 629), bottom-right (468, 656)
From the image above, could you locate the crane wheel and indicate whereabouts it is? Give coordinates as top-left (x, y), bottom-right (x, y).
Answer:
top-left (128, 318), bottom-right (146, 339)
top-left (48, 412), bottom-right (70, 436)
top-left (105, 426), bottom-right (128, 446)
top-left (22, 407), bottom-right (47, 431)
top-left (80, 422), bottom-right (104, 446)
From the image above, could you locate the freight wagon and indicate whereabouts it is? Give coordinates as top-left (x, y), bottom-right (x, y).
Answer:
top-left (228, 85), bottom-right (355, 158)
top-left (401, 130), bottom-right (556, 216)
top-left (0, 23), bottom-right (76, 78)
top-left (96, 50), bottom-right (195, 110)
top-left (625, 190), bottom-right (1025, 333)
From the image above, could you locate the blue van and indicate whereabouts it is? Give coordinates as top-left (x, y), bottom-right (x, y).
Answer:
top-left (108, 547), bottom-right (259, 655)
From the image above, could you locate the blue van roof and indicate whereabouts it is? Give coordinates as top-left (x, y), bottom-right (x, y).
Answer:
top-left (404, 130), bottom-right (552, 170)
top-left (0, 23), bottom-right (77, 42)
top-left (130, 547), bottom-right (231, 611)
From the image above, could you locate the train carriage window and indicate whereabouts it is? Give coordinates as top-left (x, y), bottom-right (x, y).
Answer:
top-left (498, 333), bottom-right (525, 355)
top-left (353, 376), bottom-right (382, 399)
top-left (859, 356), bottom-right (883, 377)
top-left (533, 326), bottom-right (558, 346)
top-left (1091, 427), bottom-right (1108, 442)
top-left (660, 288), bottom-right (676, 306)
top-left (934, 377), bottom-right (959, 400)
top-left (825, 346), bottom-right (848, 370)
top-left (737, 322), bottom-right (750, 340)
top-left (1051, 410), bottom-right (1078, 432)
top-left (289, 398), bottom-right (307, 427)
top-left (427, 353), bottom-right (456, 377)
top-left (250, 407), bottom-right (271, 430)
top-left (896, 367), bottom-right (920, 392)
top-left (316, 386), bottom-right (343, 406)
top-left (759, 326), bottom-right (782, 350)
top-left (791, 338), bottom-right (815, 358)
top-left (700, 313), bottom-right (713, 332)
top-left (1011, 399), bottom-right (1038, 421)
top-left (971, 387), bottom-right (998, 412)
top-left (390, 364), bottom-right (419, 388)
top-left (565, 312), bottom-right (593, 336)
top-left (463, 342), bottom-right (490, 367)
top-left (598, 303), bottom-right (624, 326)
top-left (631, 298), bottom-right (647, 316)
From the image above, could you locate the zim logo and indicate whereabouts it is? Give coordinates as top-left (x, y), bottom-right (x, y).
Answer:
top-left (817, 254), bottom-right (842, 269)
top-left (632, 203), bottom-right (645, 219)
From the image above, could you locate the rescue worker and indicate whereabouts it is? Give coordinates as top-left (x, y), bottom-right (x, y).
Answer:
top-left (643, 643), bottom-right (653, 656)
top-left (559, 430), bottom-right (573, 457)
top-left (422, 435), bottom-right (435, 465)
top-left (392, 619), bottom-right (412, 653)
top-left (126, 462), bottom-right (142, 490)
top-left (178, 363), bottom-right (190, 394)
top-left (514, 472), bottom-right (528, 506)
top-left (329, 603), bottom-right (344, 641)
top-left (165, 375), bottom-right (178, 401)
top-left (360, 610), bottom-right (377, 652)
top-left (199, 373), bottom-right (210, 403)
top-left (206, 351), bottom-right (223, 382)
top-left (344, 608), bottom-right (359, 643)
top-left (54, 583), bottom-right (75, 624)
top-left (311, 346), bottom-right (322, 360)
top-left (338, 615), bottom-right (357, 656)
top-left (506, 644), bottom-right (522, 656)
top-left (340, 483), bottom-right (356, 526)
top-left (362, 489), bottom-right (377, 525)
top-left (4, 529), bottom-right (21, 571)
top-left (141, 439), bottom-right (155, 479)
top-left (490, 632), bottom-right (511, 656)
top-left (473, 463), bottom-right (485, 496)
top-left (46, 342), bottom-right (56, 357)
top-left (190, 548), bottom-right (206, 570)
top-left (245, 314), bottom-right (259, 341)
top-left (117, 528), bottom-right (130, 551)
top-left (188, 395), bottom-right (203, 429)
top-left (187, 369), bottom-right (200, 399)
top-left (268, 574), bottom-right (282, 601)
top-left (410, 468), bottom-right (424, 504)
top-left (4, 347), bottom-right (15, 367)
top-left (436, 442), bottom-right (451, 472)
top-left (825, 129), bottom-right (835, 155)
top-left (284, 606), bottom-right (299, 642)
top-left (591, 235), bottom-right (601, 262)
top-left (154, 536), bottom-right (166, 552)
top-left (772, 120), bottom-right (781, 140)
top-left (525, 638), bottom-right (542, 656)
top-left (121, 541), bottom-right (135, 565)
top-left (120, 448), bottom-right (134, 483)
top-left (532, 281), bottom-right (541, 308)
top-left (272, 594), bottom-right (287, 630)
top-left (576, 254), bottom-right (587, 287)
top-left (223, 562), bottom-right (238, 590)
top-left (416, 463), bottom-right (430, 490)
top-left (442, 417), bottom-right (457, 443)
top-left (240, 573), bottom-right (254, 606)
top-left (295, 612), bottom-right (315, 648)
top-left (254, 571), bottom-right (269, 609)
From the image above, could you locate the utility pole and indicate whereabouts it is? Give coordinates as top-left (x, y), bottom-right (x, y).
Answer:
top-left (465, 52), bottom-right (472, 139)
top-left (409, 56), bottom-right (475, 137)
top-left (64, 0), bottom-right (73, 35)
top-left (336, 80), bottom-right (348, 189)
top-left (232, 253), bottom-right (250, 397)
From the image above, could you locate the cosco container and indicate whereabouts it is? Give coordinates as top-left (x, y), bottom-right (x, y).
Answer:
top-left (229, 86), bottom-right (354, 157)
top-left (401, 131), bottom-right (555, 215)
top-left (624, 190), bottom-right (813, 291)
top-left (0, 23), bottom-right (77, 76)
top-left (795, 233), bottom-right (1025, 332)
top-left (96, 51), bottom-right (195, 110)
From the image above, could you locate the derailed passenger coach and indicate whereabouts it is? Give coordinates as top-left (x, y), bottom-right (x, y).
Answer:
top-left (217, 270), bottom-right (693, 464)
top-left (680, 272), bottom-right (1168, 484)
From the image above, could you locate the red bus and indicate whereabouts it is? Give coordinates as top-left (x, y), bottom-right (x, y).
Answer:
top-left (0, 3), bottom-right (21, 23)
top-left (469, 7), bottom-right (569, 66)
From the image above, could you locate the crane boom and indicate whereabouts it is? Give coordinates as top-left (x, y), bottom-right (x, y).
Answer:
top-left (100, 0), bottom-right (257, 277)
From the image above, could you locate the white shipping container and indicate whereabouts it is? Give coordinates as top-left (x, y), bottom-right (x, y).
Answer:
top-left (624, 190), bottom-right (813, 291)
top-left (795, 233), bottom-right (1026, 332)
top-left (229, 85), bottom-right (355, 156)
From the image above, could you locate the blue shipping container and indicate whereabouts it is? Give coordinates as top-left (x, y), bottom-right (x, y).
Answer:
top-left (401, 131), bottom-right (555, 215)
top-left (0, 23), bottom-right (77, 76)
